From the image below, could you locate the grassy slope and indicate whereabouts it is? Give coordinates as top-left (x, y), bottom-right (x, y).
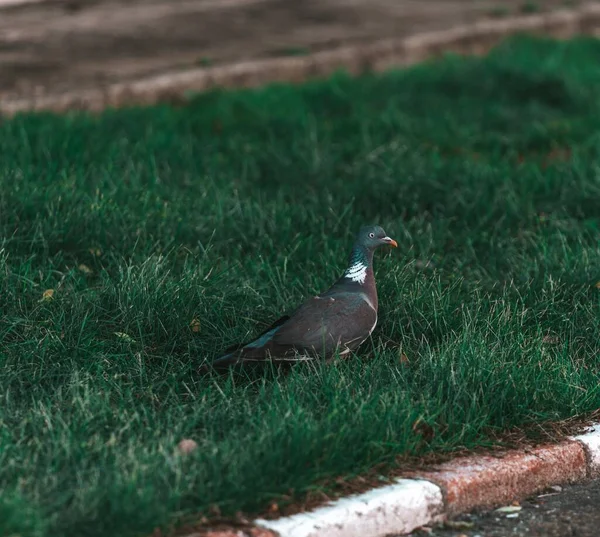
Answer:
top-left (1, 36), bottom-right (600, 537)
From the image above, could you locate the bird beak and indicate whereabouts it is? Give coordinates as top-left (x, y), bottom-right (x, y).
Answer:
top-left (383, 237), bottom-right (398, 248)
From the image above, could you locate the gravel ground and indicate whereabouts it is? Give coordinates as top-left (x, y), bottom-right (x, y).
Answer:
top-left (409, 479), bottom-right (600, 537)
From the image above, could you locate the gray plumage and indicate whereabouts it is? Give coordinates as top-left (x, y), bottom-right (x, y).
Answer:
top-left (210, 225), bottom-right (397, 370)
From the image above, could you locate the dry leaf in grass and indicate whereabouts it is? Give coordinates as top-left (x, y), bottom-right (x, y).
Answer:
top-left (78, 263), bottom-right (93, 274)
top-left (235, 511), bottom-right (250, 524)
top-left (190, 318), bottom-right (201, 333)
top-left (41, 289), bottom-right (55, 301)
top-left (399, 352), bottom-right (410, 364)
top-left (208, 504), bottom-right (221, 517)
top-left (114, 332), bottom-right (135, 344)
top-left (177, 438), bottom-right (198, 454)
top-left (412, 417), bottom-right (435, 442)
top-left (595, 281), bottom-right (600, 289)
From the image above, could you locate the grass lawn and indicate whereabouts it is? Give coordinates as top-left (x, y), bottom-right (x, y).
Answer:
top-left (2, 35), bottom-right (600, 537)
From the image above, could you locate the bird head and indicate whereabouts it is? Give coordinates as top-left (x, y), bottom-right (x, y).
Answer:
top-left (357, 225), bottom-right (397, 250)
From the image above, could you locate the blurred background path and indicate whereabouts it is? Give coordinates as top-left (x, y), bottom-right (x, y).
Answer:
top-left (0, 0), bottom-right (574, 102)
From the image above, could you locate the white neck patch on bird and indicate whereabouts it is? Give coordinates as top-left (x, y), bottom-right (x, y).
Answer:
top-left (344, 261), bottom-right (367, 284)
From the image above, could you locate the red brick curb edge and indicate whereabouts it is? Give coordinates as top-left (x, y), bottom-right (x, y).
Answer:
top-left (193, 424), bottom-right (600, 537)
top-left (3, 4), bottom-right (600, 115)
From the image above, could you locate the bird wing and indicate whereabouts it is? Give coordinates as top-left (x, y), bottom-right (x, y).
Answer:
top-left (273, 292), bottom-right (376, 355)
top-left (210, 292), bottom-right (376, 369)
top-left (220, 314), bottom-right (291, 355)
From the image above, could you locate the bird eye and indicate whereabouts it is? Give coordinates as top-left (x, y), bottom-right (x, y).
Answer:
top-left (369, 232), bottom-right (375, 238)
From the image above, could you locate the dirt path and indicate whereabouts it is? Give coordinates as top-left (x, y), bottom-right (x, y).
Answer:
top-left (0, 0), bottom-right (573, 102)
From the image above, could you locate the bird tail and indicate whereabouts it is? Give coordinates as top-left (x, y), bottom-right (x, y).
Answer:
top-left (200, 316), bottom-right (291, 374)
top-left (198, 350), bottom-right (242, 375)
top-left (210, 350), bottom-right (242, 370)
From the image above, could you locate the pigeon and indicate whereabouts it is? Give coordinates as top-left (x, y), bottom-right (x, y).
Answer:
top-left (209, 225), bottom-right (397, 370)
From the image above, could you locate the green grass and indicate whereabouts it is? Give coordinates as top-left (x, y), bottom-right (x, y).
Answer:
top-left (270, 45), bottom-right (311, 57)
top-left (2, 35), bottom-right (600, 537)
top-left (520, 1), bottom-right (541, 13)
top-left (195, 56), bottom-right (213, 67)
top-left (488, 5), bottom-right (511, 18)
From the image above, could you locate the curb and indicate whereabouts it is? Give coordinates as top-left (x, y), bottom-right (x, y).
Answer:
top-left (256, 479), bottom-right (444, 537)
top-left (197, 423), bottom-right (600, 537)
top-left (3, 4), bottom-right (600, 115)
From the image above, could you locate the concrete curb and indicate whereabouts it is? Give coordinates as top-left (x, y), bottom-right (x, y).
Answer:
top-left (3, 4), bottom-right (600, 115)
top-left (198, 423), bottom-right (600, 537)
top-left (255, 479), bottom-right (444, 537)
top-left (574, 423), bottom-right (600, 477)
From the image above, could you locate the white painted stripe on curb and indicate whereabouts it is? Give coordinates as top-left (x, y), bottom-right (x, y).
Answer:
top-left (572, 423), bottom-right (600, 475)
top-left (255, 478), bottom-right (444, 537)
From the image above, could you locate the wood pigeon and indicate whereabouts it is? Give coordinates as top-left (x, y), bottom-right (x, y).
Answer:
top-left (210, 225), bottom-right (397, 370)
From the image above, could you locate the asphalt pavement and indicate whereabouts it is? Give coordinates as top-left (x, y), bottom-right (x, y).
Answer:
top-left (409, 479), bottom-right (600, 537)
